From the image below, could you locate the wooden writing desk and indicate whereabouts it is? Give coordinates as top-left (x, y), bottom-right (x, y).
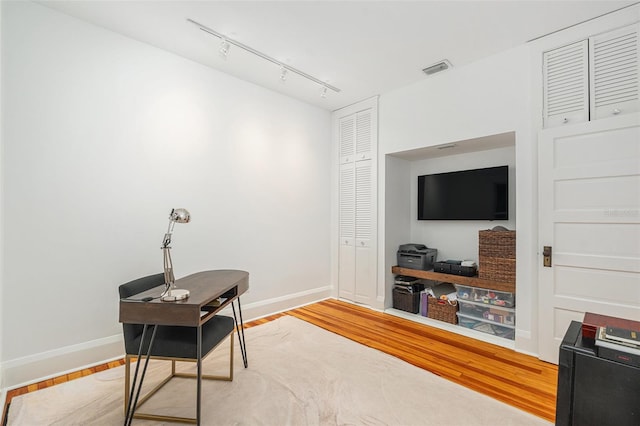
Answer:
top-left (119, 270), bottom-right (249, 425)
top-left (120, 270), bottom-right (249, 326)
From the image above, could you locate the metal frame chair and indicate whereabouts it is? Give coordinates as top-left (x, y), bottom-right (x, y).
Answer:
top-left (119, 273), bottom-right (235, 424)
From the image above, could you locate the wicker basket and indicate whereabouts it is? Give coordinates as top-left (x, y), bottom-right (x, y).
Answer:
top-left (479, 230), bottom-right (516, 284)
top-left (427, 296), bottom-right (458, 324)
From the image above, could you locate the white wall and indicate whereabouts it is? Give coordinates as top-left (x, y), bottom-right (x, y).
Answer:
top-left (1, 1), bottom-right (331, 387)
top-left (378, 45), bottom-right (537, 354)
top-left (382, 155), bottom-right (412, 308)
top-left (0, 0), bottom-right (4, 393)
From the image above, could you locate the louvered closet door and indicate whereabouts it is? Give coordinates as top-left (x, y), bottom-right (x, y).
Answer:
top-left (339, 116), bottom-right (355, 164)
top-left (336, 102), bottom-right (377, 306)
top-left (590, 23), bottom-right (640, 120)
top-left (355, 111), bottom-right (373, 162)
top-left (354, 160), bottom-right (374, 305)
top-left (543, 40), bottom-right (589, 128)
top-left (339, 162), bottom-right (356, 300)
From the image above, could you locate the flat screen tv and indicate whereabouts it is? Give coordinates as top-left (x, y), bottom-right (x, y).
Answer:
top-left (418, 165), bottom-right (508, 220)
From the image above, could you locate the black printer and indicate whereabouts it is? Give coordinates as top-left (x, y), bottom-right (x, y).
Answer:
top-left (397, 244), bottom-right (437, 271)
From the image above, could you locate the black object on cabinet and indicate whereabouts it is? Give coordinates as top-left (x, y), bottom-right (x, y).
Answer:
top-left (556, 321), bottom-right (640, 426)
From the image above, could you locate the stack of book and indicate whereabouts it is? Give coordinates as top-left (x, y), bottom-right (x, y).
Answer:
top-left (595, 325), bottom-right (640, 367)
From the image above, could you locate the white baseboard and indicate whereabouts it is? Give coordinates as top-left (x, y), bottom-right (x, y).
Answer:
top-left (338, 297), bottom-right (384, 313)
top-left (226, 285), bottom-right (332, 321)
top-left (1, 387), bottom-right (7, 418)
top-left (2, 335), bottom-right (124, 390)
top-left (1, 285), bottom-right (332, 390)
top-left (515, 328), bottom-right (532, 340)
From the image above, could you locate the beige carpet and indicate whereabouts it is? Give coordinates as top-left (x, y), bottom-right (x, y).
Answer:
top-left (8, 316), bottom-right (550, 425)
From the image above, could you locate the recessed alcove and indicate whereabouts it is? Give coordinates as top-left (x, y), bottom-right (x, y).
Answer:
top-left (383, 131), bottom-right (517, 347)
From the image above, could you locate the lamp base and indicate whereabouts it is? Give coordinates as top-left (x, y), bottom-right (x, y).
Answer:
top-left (161, 288), bottom-right (190, 302)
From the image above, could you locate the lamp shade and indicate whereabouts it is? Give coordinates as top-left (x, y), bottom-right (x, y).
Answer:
top-left (170, 208), bottom-right (191, 224)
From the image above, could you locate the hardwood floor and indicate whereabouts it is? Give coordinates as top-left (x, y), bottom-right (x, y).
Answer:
top-left (288, 299), bottom-right (557, 422)
top-left (2, 298), bottom-right (557, 423)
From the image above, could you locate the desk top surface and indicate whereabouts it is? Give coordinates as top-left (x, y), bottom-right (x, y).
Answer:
top-left (119, 269), bottom-right (249, 326)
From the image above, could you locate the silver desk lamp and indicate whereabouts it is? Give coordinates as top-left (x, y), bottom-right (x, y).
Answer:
top-left (161, 208), bottom-right (191, 302)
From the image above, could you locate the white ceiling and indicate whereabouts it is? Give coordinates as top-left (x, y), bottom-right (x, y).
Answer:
top-left (38, 0), bottom-right (635, 111)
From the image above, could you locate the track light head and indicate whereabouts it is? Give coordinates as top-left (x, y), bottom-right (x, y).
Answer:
top-left (280, 66), bottom-right (288, 82)
top-left (219, 39), bottom-right (230, 59)
top-left (320, 86), bottom-right (327, 98)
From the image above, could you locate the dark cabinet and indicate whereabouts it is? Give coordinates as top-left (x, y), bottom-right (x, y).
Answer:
top-left (556, 321), bottom-right (640, 426)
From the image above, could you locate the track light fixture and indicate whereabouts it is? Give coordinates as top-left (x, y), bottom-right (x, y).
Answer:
top-left (188, 18), bottom-right (340, 95)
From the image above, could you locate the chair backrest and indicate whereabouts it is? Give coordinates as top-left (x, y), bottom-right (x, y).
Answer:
top-left (119, 273), bottom-right (165, 347)
top-left (119, 273), bottom-right (165, 299)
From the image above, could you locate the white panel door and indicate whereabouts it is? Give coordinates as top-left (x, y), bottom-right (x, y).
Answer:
top-left (538, 113), bottom-right (640, 363)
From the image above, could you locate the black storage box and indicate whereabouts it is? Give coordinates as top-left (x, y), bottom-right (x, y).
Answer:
top-left (392, 284), bottom-right (422, 314)
top-left (434, 262), bottom-right (451, 273)
top-left (434, 260), bottom-right (477, 277)
top-left (451, 264), bottom-right (477, 277)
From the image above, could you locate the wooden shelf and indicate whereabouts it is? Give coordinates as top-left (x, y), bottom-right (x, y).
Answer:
top-left (392, 266), bottom-right (515, 294)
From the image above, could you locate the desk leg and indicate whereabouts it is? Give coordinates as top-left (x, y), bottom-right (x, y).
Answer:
top-left (232, 298), bottom-right (248, 368)
top-left (125, 324), bottom-right (157, 426)
top-left (196, 324), bottom-right (202, 426)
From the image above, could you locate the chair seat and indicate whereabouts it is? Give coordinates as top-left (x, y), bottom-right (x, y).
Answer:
top-left (125, 315), bottom-right (235, 359)
top-left (120, 273), bottom-right (240, 424)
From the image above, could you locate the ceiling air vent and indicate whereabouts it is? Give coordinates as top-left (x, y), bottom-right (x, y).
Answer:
top-left (436, 144), bottom-right (457, 150)
top-left (423, 60), bottom-right (452, 76)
